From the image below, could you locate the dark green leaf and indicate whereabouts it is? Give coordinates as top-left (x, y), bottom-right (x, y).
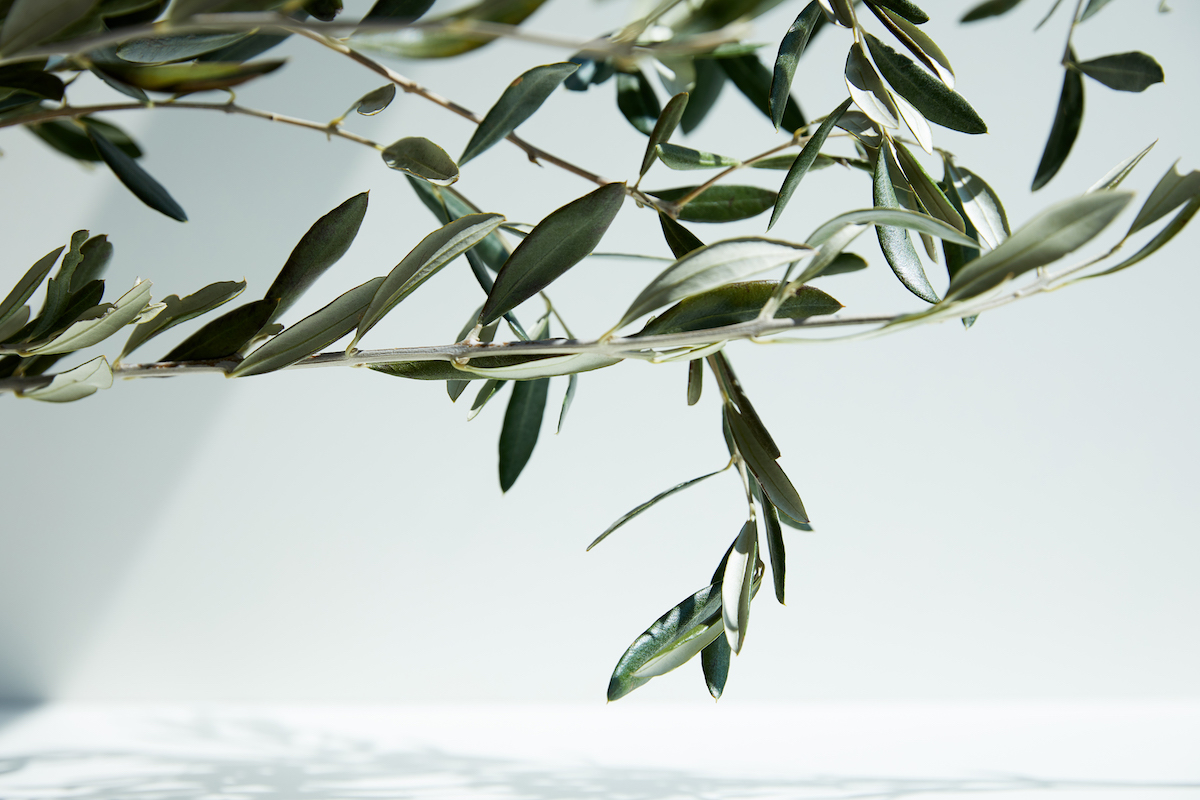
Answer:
top-left (587, 467), bottom-right (726, 551)
top-left (680, 56), bottom-right (725, 134)
top-left (98, 59), bottom-right (285, 95)
top-left (1079, 0), bottom-right (1117, 21)
top-left (1126, 162), bottom-right (1200, 236)
top-left (944, 191), bottom-right (1133, 302)
top-left (607, 581), bottom-right (725, 702)
top-left (265, 192), bottom-right (368, 322)
top-left (718, 53), bottom-right (804, 132)
top-left (637, 281), bottom-right (840, 337)
top-left (406, 177), bottom-right (513, 273)
top-left (230, 277), bottom-right (383, 378)
top-left (824, 252), bottom-right (868, 274)
top-left (640, 91), bottom-right (689, 178)
top-left (71, 235), bottom-right (114, 291)
top-left (616, 70), bottom-right (660, 136)
top-left (864, 0), bottom-right (928, 23)
top-left (0, 65), bottom-right (64, 100)
top-left (481, 182), bottom-right (625, 325)
top-left (498, 375), bottom-right (549, 492)
top-left (21, 279), bottom-right (151, 357)
top-left (769, 97), bottom-right (853, 230)
top-left (892, 140), bottom-right (965, 232)
top-left (362, 0), bottom-right (435, 23)
top-left (700, 630), bottom-right (731, 700)
top-left (120, 279), bottom-right (246, 360)
top-left (0, 0), bottom-right (96, 55)
top-left (650, 186), bottom-right (777, 223)
top-left (382, 136), bottom-right (459, 185)
top-left (26, 230), bottom-right (87, 342)
top-left (726, 405), bottom-right (808, 524)
top-left (770, 1), bottom-right (822, 130)
top-left (162, 298), bottom-right (278, 361)
top-left (1076, 51), bottom-right (1164, 93)
top-left (961, 0), bottom-right (1023, 21)
top-left (687, 359), bottom-right (703, 406)
top-left (759, 490), bottom-right (786, 604)
top-left (115, 32), bottom-right (253, 63)
top-left (354, 213), bottom-right (505, 348)
top-left (88, 126), bottom-right (187, 221)
top-left (864, 33), bottom-right (986, 134)
top-left (0, 246), bottom-right (61, 330)
top-left (303, 0), bottom-right (341, 21)
top-left (869, 5), bottom-right (955, 88)
top-left (710, 351), bottom-right (778, 459)
top-left (28, 117), bottom-right (143, 162)
top-left (1032, 58), bottom-right (1084, 191)
top-left (352, 83), bottom-right (395, 115)
top-left (659, 213), bottom-right (706, 260)
top-left (874, 145), bottom-right (939, 303)
top-left (370, 353), bottom-right (557, 381)
top-left (461, 62), bottom-right (578, 166)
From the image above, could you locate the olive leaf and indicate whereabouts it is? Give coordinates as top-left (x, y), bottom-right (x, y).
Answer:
top-left (121, 280), bottom-right (247, 360)
top-left (19, 355), bottom-right (112, 403)
top-left (648, 186), bottom-right (777, 223)
top-left (639, 92), bottom-right (689, 179)
top-left (21, 279), bottom-right (152, 356)
top-left (961, 0), bottom-right (1024, 21)
top-left (769, 97), bottom-right (853, 230)
top-left (498, 375), bottom-right (549, 491)
top-left (770, 1), bottom-right (823, 130)
top-left (460, 62), bottom-right (578, 166)
top-left (655, 143), bottom-right (740, 171)
top-left (0, 246), bottom-right (62, 331)
top-left (587, 466), bottom-right (728, 551)
top-left (616, 70), bottom-right (661, 135)
top-left (637, 282), bottom-right (841, 337)
top-left (1126, 162), bottom-right (1200, 237)
top-left (718, 52), bottom-right (804, 132)
top-left (1032, 55), bottom-right (1084, 191)
top-left (1076, 52), bottom-right (1164, 93)
top-left (480, 183), bottom-right (624, 325)
top-left (864, 34), bottom-right (986, 134)
top-left (758, 490), bottom-right (786, 604)
top-left (382, 137), bottom-right (459, 185)
top-left (659, 214), bottom-right (706, 259)
top-left (721, 519), bottom-right (758, 653)
top-left (162, 298), bottom-right (279, 362)
top-left (845, 42), bottom-right (900, 130)
top-left (0, 0), bottom-right (96, 56)
top-left (725, 405), bottom-right (808, 524)
top-left (88, 126), bottom-right (187, 221)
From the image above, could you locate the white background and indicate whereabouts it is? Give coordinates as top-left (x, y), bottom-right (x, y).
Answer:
top-left (1, 0), bottom-right (1198, 707)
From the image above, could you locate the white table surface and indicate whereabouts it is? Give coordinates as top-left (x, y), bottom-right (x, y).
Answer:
top-left (0, 702), bottom-right (1197, 799)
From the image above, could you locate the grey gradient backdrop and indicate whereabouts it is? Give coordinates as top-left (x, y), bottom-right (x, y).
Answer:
top-left (1, 0), bottom-right (1197, 704)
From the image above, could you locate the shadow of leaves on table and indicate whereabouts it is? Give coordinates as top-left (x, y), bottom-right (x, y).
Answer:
top-left (0, 716), bottom-right (1196, 800)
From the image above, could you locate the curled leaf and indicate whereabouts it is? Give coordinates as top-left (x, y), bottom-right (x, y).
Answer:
top-left (382, 137), bottom-right (459, 185)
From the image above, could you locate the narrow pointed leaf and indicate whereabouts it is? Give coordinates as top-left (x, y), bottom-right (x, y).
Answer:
top-left (453, 351), bottom-right (620, 381)
top-left (871, 5), bottom-right (954, 88)
top-left (726, 406), bottom-right (808, 523)
top-left (98, 60), bottom-right (285, 95)
top-left (588, 467), bottom-right (726, 551)
top-left (498, 375), bottom-right (549, 492)
top-left (0, 65), bottom-right (65, 100)
top-left (944, 191), bottom-right (1133, 302)
top-left (892, 140), bottom-right (965, 232)
top-left (120, 280), bottom-right (246, 360)
top-left (1086, 196), bottom-right (1200, 278)
top-left (22, 280), bottom-right (152, 356)
top-left (406, 177), bottom-right (513, 273)
top-left (88, 127), bottom-right (186, 221)
top-left (382, 137), bottom-right (459, 185)
top-left (721, 520), bottom-right (757, 653)
top-left (27, 231), bottom-right (87, 342)
top-left (468, 378), bottom-right (505, 420)
top-left (21, 355), bottom-right (112, 403)
top-left (460, 62), bottom-right (577, 165)
top-left (1126, 162), bottom-right (1200, 236)
top-left (1032, 60), bottom-right (1084, 191)
top-left (28, 117), bottom-right (143, 163)
top-left (787, 223), bottom-right (869, 286)
top-left (864, 34), bottom-right (986, 134)
top-left (719, 53), bottom-right (804, 131)
top-left (640, 92), bottom-right (689, 178)
top-left (874, 146), bottom-right (939, 303)
top-left (1087, 141), bottom-right (1156, 193)
top-left (808, 207), bottom-right (975, 247)
top-left (361, 0), bottom-right (436, 24)
top-left (1080, 0), bottom-right (1118, 21)
top-left (650, 186), bottom-right (777, 223)
top-left (1076, 52), bottom-right (1164, 92)
top-left (0, 247), bottom-right (61, 329)
top-left (700, 630), bottom-right (731, 699)
top-left (162, 298), bottom-right (278, 362)
top-left (0, 307), bottom-right (31, 344)
top-left (637, 280), bottom-right (840, 337)
top-left (481, 183), bottom-right (624, 325)
top-left (942, 159), bottom-right (1009, 250)
top-left (770, 97), bottom-right (852, 230)
top-left (846, 42), bottom-right (900, 129)
top-left (681, 56), bottom-right (725, 134)
top-left (758, 490), bottom-right (786, 604)
top-left (618, 238), bottom-right (812, 330)
top-left (770, 1), bottom-right (823, 130)
top-left (230, 277), bottom-right (383, 377)
top-left (266, 192), bottom-right (369, 322)
top-left (1, 0), bottom-right (96, 55)
top-left (655, 143), bottom-right (740, 171)
top-left (961, 0), bottom-right (1023, 20)
top-left (354, 213), bottom-right (504, 348)
top-left (710, 350), bottom-right (779, 458)
top-left (659, 214), bottom-right (706, 259)
top-left (556, 372), bottom-right (577, 433)
top-left (115, 32), bottom-right (252, 63)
